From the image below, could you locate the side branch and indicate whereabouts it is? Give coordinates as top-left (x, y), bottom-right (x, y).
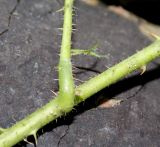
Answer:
top-left (58, 0), bottom-right (75, 111)
top-left (75, 39), bottom-right (160, 102)
top-left (0, 39), bottom-right (160, 146)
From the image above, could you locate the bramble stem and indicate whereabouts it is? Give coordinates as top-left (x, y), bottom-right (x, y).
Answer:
top-left (0, 39), bottom-right (160, 146)
top-left (1, 0), bottom-right (160, 146)
top-left (0, 0), bottom-right (75, 146)
top-left (58, 0), bottom-right (75, 111)
top-left (75, 39), bottom-right (160, 102)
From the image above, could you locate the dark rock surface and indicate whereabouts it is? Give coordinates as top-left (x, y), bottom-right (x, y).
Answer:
top-left (0, 0), bottom-right (160, 147)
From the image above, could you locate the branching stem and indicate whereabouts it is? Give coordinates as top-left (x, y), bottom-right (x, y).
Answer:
top-left (0, 39), bottom-right (160, 146)
top-left (0, 0), bottom-right (160, 146)
top-left (75, 39), bottom-right (160, 102)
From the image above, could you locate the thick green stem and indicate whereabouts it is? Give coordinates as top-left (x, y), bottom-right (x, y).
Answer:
top-left (0, 98), bottom-right (62, 146)
top-left (58, 0), bottom-right (75, 111)
top-left (75, 39), bottom-right (160, 102)
top-left (0, 39), bottom-right (160, 146)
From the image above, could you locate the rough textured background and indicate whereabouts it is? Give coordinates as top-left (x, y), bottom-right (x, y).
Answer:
top-left (0, 0), bottom-right (160, 147)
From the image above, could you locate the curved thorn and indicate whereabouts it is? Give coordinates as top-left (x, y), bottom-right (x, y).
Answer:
top-left (50, 90), bottom-right (58, 96)
top-left (33, 132), bottom-right (38, 146)
top-left (140, 65), bottom-right (147, 75)
top-left (56, 7), bottom-right (64, 13)
top-left (24, 138), bottom-right (34, 146)
top-left (149, 33), bottom-right (160, 40)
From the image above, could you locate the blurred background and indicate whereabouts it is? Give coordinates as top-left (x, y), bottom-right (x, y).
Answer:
top-left (101, 0), bottom-right (160, 24)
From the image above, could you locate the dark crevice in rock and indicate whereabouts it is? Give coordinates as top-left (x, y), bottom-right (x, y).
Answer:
top-left (57, 125), bottom-right (70, 147)
top-left (0, 0), bottom-right (21, 37)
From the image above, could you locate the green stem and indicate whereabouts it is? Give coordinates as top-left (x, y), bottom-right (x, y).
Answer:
top-left (75, 39), bottom-right (160, 102)
top-left (0, 39), bottom-right (160, 146)
top-left (0, 0), bottom-right (75, 146)
top-left (58, 0), bottom-right (75, 111)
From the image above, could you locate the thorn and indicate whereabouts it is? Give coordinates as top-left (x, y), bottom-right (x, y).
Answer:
top-left (11, 115), bottom-right (17, 122)
top-left (72, 65), bottom-right (79, 70)
top-left (57, 28), bottom-right (63, 31)
top-left (41, 129), bottom-right (44, 134)
top-left (72, 68), bottom-right (76, 72)
top-left (72, 30), bottom-right (77, 34)
top-left (140, 65), bottom-right (146, 75)
top-left (72, 107), bottom-right (76, 111)
top-left (55, 7), bottom-right (64, 13)
top-left (24, 138), bottom-right (34, 146)
top-left (73, 6), bottom-right (78, 10)
top-left (105, 65), bottom-right (110, 69)
top-left (71, 31), bottom-right (76, 34)
top-left (72, 72), bottom-right (76, 77)
top-left (54, 79), bottom-right (59, 81)
top-left (72, 13), bottom-right (78, 17)
top-left (149, 33), bottom-right (160, 40)
top-left (72, 70), bottom-right (76, 74)
top-left (74, 78), bottom-right (84, 83)
top-left (50, 90), bottom-right (57, 96)
top-left (33, 132), bottom-right (38, 145)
